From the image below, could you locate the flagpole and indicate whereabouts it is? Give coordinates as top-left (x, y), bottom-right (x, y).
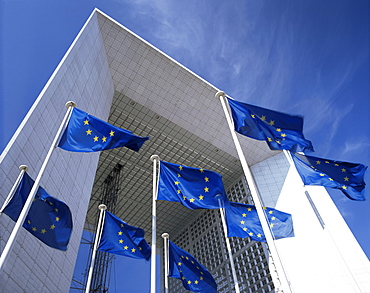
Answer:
top-left (0, 101), bottom-right (75, 272)
top-left (216, 91), bottom-right (292, 293)
top-left (85, 204), bottom-right (107, 293)
top-left (161, 233), bottom-right (169, 293)
top-left (283, 150), bottom-right (362, 293)
top-left (0, 165), bottom-right (29, 214)
top-left (218, 199), bottom-right (240, 293)
top-left (150, 155), bottom-right (160, 293)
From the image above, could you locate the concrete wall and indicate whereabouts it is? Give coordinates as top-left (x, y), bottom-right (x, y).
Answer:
top-left (0, 12), bottom-right (114, 293)
top-left (252, 152), bottom-right (370, 292)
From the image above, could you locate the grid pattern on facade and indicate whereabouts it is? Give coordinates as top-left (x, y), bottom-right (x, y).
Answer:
top-left (167, 176), bottom-right (274, 293)
top-left (86, 91), bottom-right (245, 244)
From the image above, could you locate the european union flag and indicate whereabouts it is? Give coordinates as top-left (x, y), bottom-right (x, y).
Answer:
top-left (227, 98), bottom-right (314, 152)
top-left (2, 173), bottom-right (73, 250)
top-left (168, 240), bottom-right (217, 293)
top-left (157, 161), bottom-right (229, 209)
top-left (291, 152), bottom-right (367, 201)
top-left (225, 202), bottom-right (294, 242)
top-left (58, 107), bottom-right (149, 152)
top-left (97, 211), bottom-right (151, 261)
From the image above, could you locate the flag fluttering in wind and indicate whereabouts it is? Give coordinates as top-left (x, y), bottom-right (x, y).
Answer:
top-left (168, 240), bottom-right (217, 293)
top-left (227, 98), bottom-right (313, 152)
top-left (2, 173), bottom-right (73, 250)
top-left (157, 160), bottom-right (229, 209)
top-left (58, 107), bottom-right (149, 152)
top-left (225, 202), bottom-right (294, 242)
top-left (98, 211), bottom-right (151, 260)
top-left (291, 152), bottom-right (367, 201)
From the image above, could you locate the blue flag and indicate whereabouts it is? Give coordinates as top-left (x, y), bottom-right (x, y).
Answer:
top-left (58, 107), bottom-right (149, 152)
top-left (98, 211), bottom-right (151, 261)
top-left (168, 240), bottom-right (217, 293)
top-left (157, 161), bottom-right (229, 209)
top-left (2, 173), bottom-right (73, 250)
top-left (291, 152), bottom-right (367, 201)
top-left (225, 202), bottom-right (294, 242)
top-left (227, 98), bottom-right (314, 152)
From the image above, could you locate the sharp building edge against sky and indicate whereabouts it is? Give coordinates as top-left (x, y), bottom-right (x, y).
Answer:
top-left (0, 9), bottom-right (369, 293)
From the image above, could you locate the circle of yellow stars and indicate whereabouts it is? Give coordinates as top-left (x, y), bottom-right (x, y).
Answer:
top-left (27, 198), bottom-right (61, 237)
top-left (311, 159), bottom-right (351, 191)
top-left (83, 118), bottom-right (115, 144)
top-left (174, 166), bottom-right (211, 203)
top-left (250, 113), bottom-right (288, 146)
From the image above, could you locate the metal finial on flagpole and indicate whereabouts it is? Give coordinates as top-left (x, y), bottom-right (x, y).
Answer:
top-left (98, 204), bottom-right (107, 211)
top-left (150, 155), bottom-right (160, 162)
top-left (19, 165), bottom-right (29, 172)
top-left (215, 91), bottom-right (226, 100)
top-left (65, 101), bottom-right (76, 108)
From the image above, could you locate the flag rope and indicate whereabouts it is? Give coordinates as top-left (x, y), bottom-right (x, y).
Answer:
top-left (218, 199), bottom-right (240, 293)
top-left (216, 91), bottom-right (292, 293)
top-left (0, 101), bottom-right (75, 272)
top-left (161, 233), bottom-right (170, 293)
top-left (150, 155), bottom-right (160, 293)
top-left (0, 165), bottom-right (28, 214)
top-left (85, 204), bottom-right (107, 293)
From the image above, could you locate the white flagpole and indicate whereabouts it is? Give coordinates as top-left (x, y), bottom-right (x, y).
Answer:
top-left (150, 155), bottom-right (160, 293)
top-left (283, 150), bottom-right (362, 293)
top-left (85, 204), bottom-right (107, 293)
top-left (218, 199), bottom-right (240, 293)
top-left (216, 91), bottom-right (292, 293)
top-left (0, 101), bottom-right (75, 272)
top-left (0, 165), bottom-right (29, 214)
top-left (161, 233), bottom-right (170, 293)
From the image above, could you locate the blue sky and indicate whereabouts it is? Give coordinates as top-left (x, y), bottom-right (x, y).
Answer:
top-left (1, 0), bottom-right (369, 291)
